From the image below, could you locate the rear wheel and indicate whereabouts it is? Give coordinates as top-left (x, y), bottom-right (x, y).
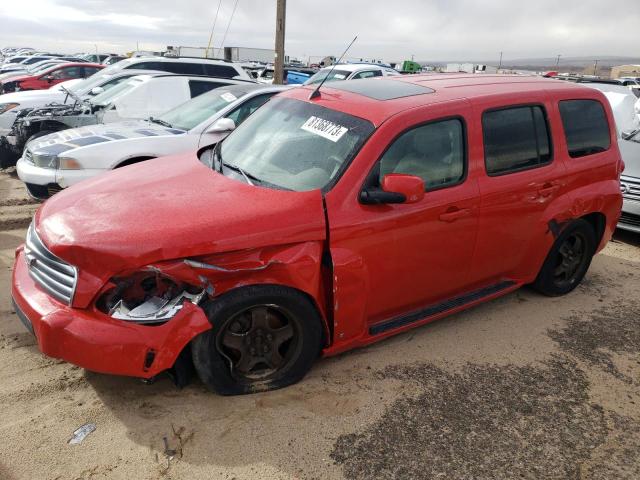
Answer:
top-left (191, 285), bottom-right (323, 395)
top-left (533, 219), bottom-right (596, 296)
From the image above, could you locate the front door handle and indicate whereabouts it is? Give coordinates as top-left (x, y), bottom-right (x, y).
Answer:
top-left (439, 207), bottom-right (472, 223)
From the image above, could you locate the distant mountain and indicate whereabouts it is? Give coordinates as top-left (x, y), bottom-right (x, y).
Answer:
top-left (418, 56), bottom-right (640, 69)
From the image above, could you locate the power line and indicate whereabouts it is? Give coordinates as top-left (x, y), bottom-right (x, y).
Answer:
top-left (217, 0), bottom-right (240, 57)
top-left (205, 0), bottom-right (224, 58)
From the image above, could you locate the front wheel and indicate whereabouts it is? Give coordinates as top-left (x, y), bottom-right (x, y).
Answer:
top-left (191, 285), bottom-right (324, 395)
top-left (533, 219), bottom-right (596, 296)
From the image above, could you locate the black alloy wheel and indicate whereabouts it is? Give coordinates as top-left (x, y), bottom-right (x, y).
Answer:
top-left (191, 285), bottom-right (323, 395)
top-left (533, 218), bottom-right (596, 296)
top-left (218, 304), bottom-right (301, 380)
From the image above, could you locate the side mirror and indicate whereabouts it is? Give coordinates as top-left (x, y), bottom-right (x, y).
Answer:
top-left (44, 75), bottom-right (53, 82)
top-left (90, 86), bottom-right (104, 95)
top-left (206, 117), bottom-right (236, 134)
top-left (360, 174), bottom-right (425, 205)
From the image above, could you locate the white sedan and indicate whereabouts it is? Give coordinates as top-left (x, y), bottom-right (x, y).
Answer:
top-left (17, 84), bottom-right (289, 199)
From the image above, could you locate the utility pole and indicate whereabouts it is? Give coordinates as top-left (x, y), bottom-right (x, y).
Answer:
top-left (498, 51), bottom-right (503, 70)
top-left (593, 59), bottom-right (599, 76)
top-left (274, 0), bottom-right (286, 85)
top-left (555, 54), bottom-right (561, 67)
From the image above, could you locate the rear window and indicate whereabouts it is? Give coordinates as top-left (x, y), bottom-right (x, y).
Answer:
top-left (482, 105), bottom-right (552, 175)
top-left (203, 64), bottom-right (240, 78)
top-left (558, 100), bottom-right (610, 158)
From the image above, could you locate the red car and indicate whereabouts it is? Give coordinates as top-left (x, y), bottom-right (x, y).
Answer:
top-left (11, 75), bottom-right (623, 395)
top-left (0, 62), bottom-right (104, 93)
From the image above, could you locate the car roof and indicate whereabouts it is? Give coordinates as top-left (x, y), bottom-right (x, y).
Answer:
top-left (283, 74), bottom-right (606, 126)
top-left (319, 63), bottom-right (387, 73)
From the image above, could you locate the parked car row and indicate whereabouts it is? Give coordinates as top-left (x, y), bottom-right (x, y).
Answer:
top-left (0, 55), bottom-right (254, 167)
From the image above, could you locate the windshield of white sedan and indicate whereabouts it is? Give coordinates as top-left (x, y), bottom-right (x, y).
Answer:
top-left (91, 78), bottom-right (143, 106)
top-left (159, 86), bottom-right (250, 131)
top-left (217, 97), bottom-right (374, 191)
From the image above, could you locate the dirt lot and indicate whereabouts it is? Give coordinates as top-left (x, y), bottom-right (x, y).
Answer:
top-left (1, 167), bottom-right (639, 480)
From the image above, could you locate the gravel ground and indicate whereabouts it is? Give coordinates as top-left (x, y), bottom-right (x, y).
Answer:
top-left (0, 168), bottom-right (639, 480)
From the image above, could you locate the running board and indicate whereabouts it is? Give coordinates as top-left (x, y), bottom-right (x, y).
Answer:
top-left (369, 280), bottom-right (516, 336)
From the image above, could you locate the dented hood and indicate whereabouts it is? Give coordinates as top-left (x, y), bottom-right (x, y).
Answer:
top-left (34, 154), bottom-right (326, 278)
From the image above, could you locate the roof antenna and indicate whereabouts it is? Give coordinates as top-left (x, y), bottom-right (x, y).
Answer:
top-left (309, 35), bottom-right (358, 100)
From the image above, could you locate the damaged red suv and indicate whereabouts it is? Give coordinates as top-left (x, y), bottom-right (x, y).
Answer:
top-left (12, 75), bottom-right (623, 395)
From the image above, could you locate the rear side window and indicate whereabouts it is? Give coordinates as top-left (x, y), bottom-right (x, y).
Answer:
top-left (133, 61), bottom-right (164, 71)
top-left (203, 64), bottom-right (239, 78)
top-left (483, 105), bottom-right (551, 175)
top-left (188, 80), bottom-right (225, 97)
top-left (352, 70), bottom-right (383, 80)
top-left (163, 62), bottom-right (205, 75)
top-left (82, 66), bottom-right (102, 77)
top-left (558, 100), bottom-right (610, 158)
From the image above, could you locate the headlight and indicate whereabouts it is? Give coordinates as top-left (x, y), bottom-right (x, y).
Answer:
top-left (0, 102), bottom-right (19, 114)
top-left (58, 157), bottom-right (83, 170)
top-left (31, 152), bottom-right (58, 169)
top-left (96, 272), bottom-right (204, 324)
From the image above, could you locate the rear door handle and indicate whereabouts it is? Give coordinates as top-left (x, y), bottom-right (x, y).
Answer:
top-left (538, 182), bottom-right (560, 196)
top-left (439, 207), bottom-right (472, 223)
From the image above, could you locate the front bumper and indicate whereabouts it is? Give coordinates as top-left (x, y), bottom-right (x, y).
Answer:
top-left (618, 198), bottom-right (640, 233)
top-left (11, 247), bottom-right (212, 378)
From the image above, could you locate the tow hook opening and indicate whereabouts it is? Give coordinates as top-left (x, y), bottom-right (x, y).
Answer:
top-left (96, 272), bottom-right (205, 324)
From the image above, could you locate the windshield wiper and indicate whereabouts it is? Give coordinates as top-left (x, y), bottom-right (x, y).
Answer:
top-left (221, 161), bottom-right (257, 186)
top-left (212, 143), bottom-right (262, 186)
top-left (148, 117), bottom-right (173, 128)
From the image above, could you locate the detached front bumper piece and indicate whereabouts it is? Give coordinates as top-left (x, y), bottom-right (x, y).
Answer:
top-left (11, 247), bottom-right (212, 378)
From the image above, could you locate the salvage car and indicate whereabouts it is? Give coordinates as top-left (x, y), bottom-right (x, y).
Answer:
top-left (3, 74), bottom-right (254, 167)
top-left (17, 84), bottom-right (288, 198)
top-left (0, 62), bottom-right (104, 94)
top-left (0, 68), bottom-right (164, 139)
top-left (11, 75), bottom-right (623, 395)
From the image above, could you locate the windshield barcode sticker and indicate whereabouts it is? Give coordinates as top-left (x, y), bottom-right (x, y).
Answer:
top-left (301, 116), bottom-right (348, 142)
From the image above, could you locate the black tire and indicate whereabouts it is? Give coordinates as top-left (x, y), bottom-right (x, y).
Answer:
top-left (24, 130), bottom-right (55, 152)
top-left (533, 219), bottom-right (596, 296)
top-left (0, 144), bottom-right (17, 169)
top-left (191, 284), bottom-right (324, 395)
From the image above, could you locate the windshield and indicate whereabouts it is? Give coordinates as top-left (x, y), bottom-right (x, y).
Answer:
top-left (304, 69), bottom-right (351, 85)
top-left (90, 77), bottom-right (144, 106)
top-left (96, 58), bottom-right (136, 76)
top-left (217, 97), bottom-right (374, 191)
top-left (159, 86), bottom-right (250, 131)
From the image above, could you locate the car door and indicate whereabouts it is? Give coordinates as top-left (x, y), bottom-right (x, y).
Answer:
top-left (468, 97), bottom-right (567, 287)
top-left (325, 100), bottom-right (480, 336)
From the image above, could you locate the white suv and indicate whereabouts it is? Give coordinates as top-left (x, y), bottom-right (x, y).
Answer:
top-left (98, 56), bottom-right (251, 81)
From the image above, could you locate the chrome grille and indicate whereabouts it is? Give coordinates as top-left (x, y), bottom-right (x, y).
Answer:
top-left (620, 176), bottom-right (640, 202)
top-left (24, 223), bottom-right (77, 305)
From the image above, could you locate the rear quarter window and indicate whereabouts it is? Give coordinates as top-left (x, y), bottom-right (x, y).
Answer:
top-left (558, 99), bottom-right (610, 158)
top-left (188, 80), bottom-right (226, 97)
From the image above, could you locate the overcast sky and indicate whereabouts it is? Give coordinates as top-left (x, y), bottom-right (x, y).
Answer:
top-left (0, 0), bottom-right (638, 62)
